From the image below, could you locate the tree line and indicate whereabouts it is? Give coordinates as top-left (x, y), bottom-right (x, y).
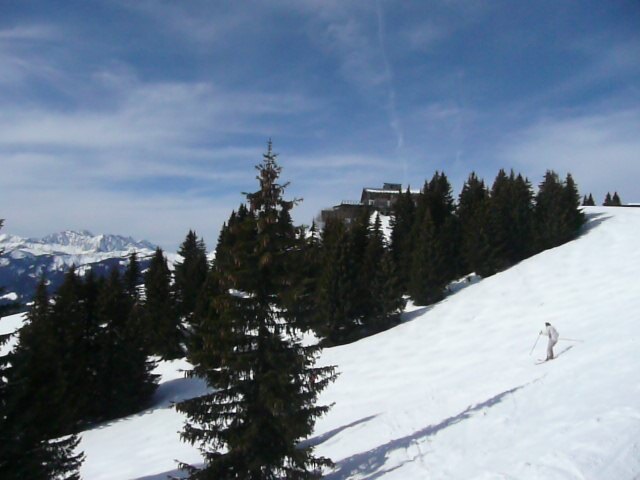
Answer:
top-left (581, 191), bottom-right (623, 206)
top-left (0, 147), bottom-right (588, 478)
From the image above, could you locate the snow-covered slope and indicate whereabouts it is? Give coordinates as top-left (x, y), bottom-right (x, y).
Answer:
top-left (0, 230), bottom-right (158, 304)
top-left (2, 206), bottom-right (639, 479)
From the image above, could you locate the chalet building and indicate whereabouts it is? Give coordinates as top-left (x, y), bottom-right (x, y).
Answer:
top-left (361, 183), bottom-right (403, 213)
top-left (320, 183), bottom-right (419, 225)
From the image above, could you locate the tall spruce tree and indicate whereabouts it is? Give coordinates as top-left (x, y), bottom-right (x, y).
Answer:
top-left (174, 230), bottom-right (208, 322)
top-left (562, 173), bottom-right (586, 237)
top-left (360, 214), bottom-right (405, 333)
top-left (408, 172), bottom-right (458, 304)
top-left (314, 217), bottom-right (361, 345)
top-left (2, 277), bottom-right (83, 479)
top-left (284, 222), bottom-right (322, 332)
top-left (347, 208), bottom-right (372, 323)
top-left (51, 267), bottom-right (102, 429)
top-left (533, 171), bottom-right (585, 253)
top-left (457, 172), bottom-right (491, 276)
top-left (484, 170), bottom-right (534, 275)
top-left (124, 251), bottom-right (141, 300)
top-left (143, 247), bottom-right (183, 359)
top-left (177, 141), bottom-right (336, 479)
top-left (95, 269), bottom-right (158, 420)
top-left (534, 170), bottom-right (567, 252)
top-left (389, 187), bottom-right (415, 288)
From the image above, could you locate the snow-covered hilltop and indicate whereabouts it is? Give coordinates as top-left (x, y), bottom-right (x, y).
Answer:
top-left (2, 207), bottom-right (639, 479)
top-left (66, 206), bottom-right (640, 480)
top-left (0, 230), bottom-right (157, 304)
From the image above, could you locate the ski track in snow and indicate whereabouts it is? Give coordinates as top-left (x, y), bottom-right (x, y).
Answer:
top-left (1, 206), bottom-right (639, 479)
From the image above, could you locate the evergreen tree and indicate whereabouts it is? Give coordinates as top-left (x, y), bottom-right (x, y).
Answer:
top-left (2, 277), bottom-right (83, 479)
top-left (177, 141), bottom-right (336, 479)
top-left (603, 192), bottom-right (613, 206)
top-left (314, 217), bottom-right (361, 344)
top-left (534, 170), bottom-right (567, 252)
top-left (123, 251), bottom-right (141, 300)
top-left (408, 172), bottom-right (458, 304)
top-left (174, 230), bottom-right (208, 322)
top-left (562, 173), bottom-right (586, 237)
top-left (143, 247), bottom-right (183, 359)
top-left (279, 222), bottom-right (321, 333)
top-left (457, 172), bottom-right (491, 276)
top-left (582, 193), bottom-right (595, 206)
top-left (484, 170), bottom-right (534, 275)
top-left (389, 187), bottom-right (415, 288)
top-left (360, 214), bottom-right (404, 333)
top-left (50, 267), bottom-right (102, 429)
top-left (96, 269), bottom-right (158, 420)
top-left (612, 191), bottom-right (622, 206)
top-left (409, 208), bottom-right (444, 304)
top-left (346, 208), bottom-right (372, 323)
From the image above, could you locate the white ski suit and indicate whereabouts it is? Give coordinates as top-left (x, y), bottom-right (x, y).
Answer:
top-left (543, 324), bottom-right (559, 360)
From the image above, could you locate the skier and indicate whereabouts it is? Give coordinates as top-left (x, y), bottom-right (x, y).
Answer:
top-left (540, 322), bottom-right (559, 360)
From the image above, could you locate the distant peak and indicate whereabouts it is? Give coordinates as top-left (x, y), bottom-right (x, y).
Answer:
top-left (33, 230), bottom-right (157, 253)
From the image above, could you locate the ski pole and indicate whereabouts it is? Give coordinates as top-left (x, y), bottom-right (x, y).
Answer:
top-left (529, 332), bottom-right (541, 355)
top-left (559, 337), bottom-right (583, 343)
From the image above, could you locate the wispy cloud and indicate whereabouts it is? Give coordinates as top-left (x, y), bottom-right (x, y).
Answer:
top-left (501, 108), bottom-right (640, 201)
top-left (376, 0), bottom-right (403, 150)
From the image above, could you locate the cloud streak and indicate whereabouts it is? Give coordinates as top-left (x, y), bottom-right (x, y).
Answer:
top-left (502, 108), bottom-right (640, 201)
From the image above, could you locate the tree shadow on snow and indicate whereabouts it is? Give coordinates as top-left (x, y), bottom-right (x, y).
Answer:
top-left (579, 212), bottom-right (611, 236)
top-left (400, 306), bottom-right (431, 324)
top-left (323, 383), bottom-right (528, 480)
top-left (150, 376), bottom-right (210, 410)
top-left (88, 376), bottom-right (210, 432)
top-left (301, 414), bottom-right (379, 449)
top-left (133, 465), bottom-right (196, 480)
top-left (400, 274), bottom-right (481, 325)
top-left (131, 417), bottom-right (381, 479)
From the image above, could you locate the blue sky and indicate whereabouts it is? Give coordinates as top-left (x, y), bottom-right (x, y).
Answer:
top-left (2, 1), bottom-right (639, 250)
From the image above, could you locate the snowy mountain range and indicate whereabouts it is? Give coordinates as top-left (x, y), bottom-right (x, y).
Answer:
top-left (0, 230), bottom-right (157, 305)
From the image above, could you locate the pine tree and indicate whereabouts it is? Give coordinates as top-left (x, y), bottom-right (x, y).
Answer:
top-left (457, 172), bottom-right (491, 276)
top-left (603, 192), bottom-right (613, 206)
top-left (583, 193), bottom-right (595, 206)
top-left (278, 221), bottom-right (321, 333)
top-left (534, 170), bottom-right (567, 252)
top-left (347, 208), bottom-right (372, 323)
top-left (143, 247), bottom-right (183, 359)
top-left (389, 187), bottom-right (415, 288)
top-left (562, 173), bottom-right (586, 238)
top-left (484, 170), bottom-right (534, 274)
top-left (123, 251), bottom-right (141, 300)
top-left (96, 269), bottom-right (158, 420)
top-left (408, 172), bottom-right (458, 304)
top-left (299, 222), bottom-right (322, 327)
top-left (360, 214), bottom-right (404, 334)
top-left (49, 267), bottom-right (103, 429)
top-left (2, 277), bottom-right (83, 479)
top-left (314, 217), bottom-right (361, 345)
top-left (612, 192), bottom-right (622, 206)
top-left (177, 141), bottom-right (336, 479)
top-left (174, 230), bottom-right (208, 322)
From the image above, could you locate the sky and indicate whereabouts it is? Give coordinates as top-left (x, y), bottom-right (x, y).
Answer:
top-left (1, 0), bottom-right (639, 251)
